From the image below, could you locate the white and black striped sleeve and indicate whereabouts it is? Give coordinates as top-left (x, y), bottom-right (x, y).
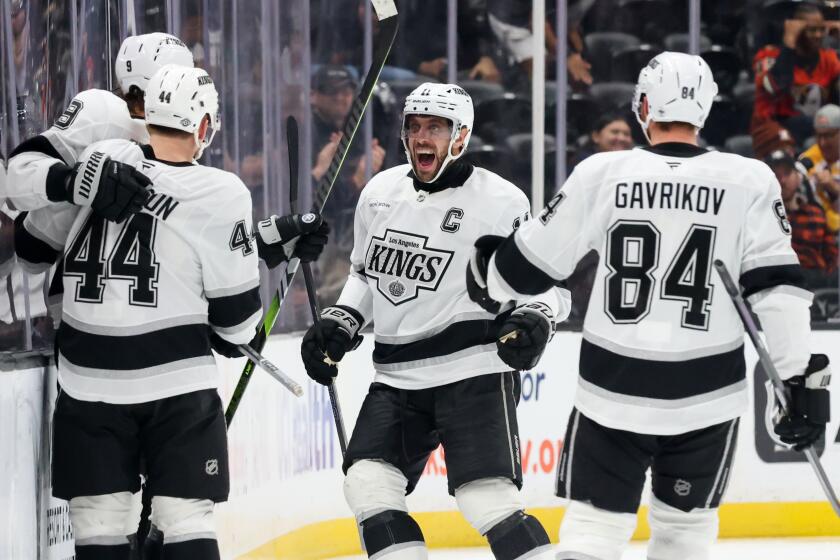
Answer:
top-left (487, 167), bottom-right (594, 303)
top-left (15, 204), bottom-right (80, 273)
top-left (8, 90), bottom-right (139, 211)
top-left (199, 187), bottom-right (262, 344)
top-left (740, 172), bottom-right (812, 380)
top-left (490, 185), bottom-right (571, 322)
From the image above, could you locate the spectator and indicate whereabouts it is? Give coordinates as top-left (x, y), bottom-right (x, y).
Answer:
top-left (752, 3), bottom-right (840, 146)
top-left (310, 65), bottom-right (386, 303)
top-left (310, 65), bottom-right (386, 193)
top-left (487, 0), bottom-right (595, 91)
top-left (768, 149), bottom-right (838, 287)
top-left (800, 104), bottom-right (840, 232)
top-left (569, 111), bottom-right (633, 170)
top-left (752, 118), bottom-right (797, 160)
top-left (315, 0), bottom-right (501, 83)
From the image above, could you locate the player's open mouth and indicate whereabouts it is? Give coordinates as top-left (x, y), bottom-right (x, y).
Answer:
top-left (415, 148), bottom-right (436, 171)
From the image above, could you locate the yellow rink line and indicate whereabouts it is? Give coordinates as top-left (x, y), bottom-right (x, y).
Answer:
top-left (239, 502), bottom-right (840, 560)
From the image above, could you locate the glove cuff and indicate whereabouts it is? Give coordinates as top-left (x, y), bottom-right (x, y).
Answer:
top-left (70, 151), bottom-right (107, 206)
top-left (256, 215), bottom-right (282, 244)
top-left (514, 301), bottom-right (555, 339)
top-left (46, 163), bottom-right (75, 203)
top-left (321, 305), bottom-right (364, 339)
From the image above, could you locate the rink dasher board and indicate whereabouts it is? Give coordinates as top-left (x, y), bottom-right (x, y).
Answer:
top-left (3, 331), bottom-right (838, 559)
top-left (218, 331), bottom-right (840, 559)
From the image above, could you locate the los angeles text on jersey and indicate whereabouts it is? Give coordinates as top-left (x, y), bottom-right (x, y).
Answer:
top-left (364, 228), bottom-right (453, 305)
top-left (615, 181), bottom-right (725, 215)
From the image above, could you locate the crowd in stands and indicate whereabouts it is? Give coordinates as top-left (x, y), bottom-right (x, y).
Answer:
top-left (308, 0), bottom-right (840, 319)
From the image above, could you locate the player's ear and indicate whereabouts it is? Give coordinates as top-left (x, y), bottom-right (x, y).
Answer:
top-left (452, 126), bottom-right (469, 156)
top-left (640, 96), bottom-right (649, 121)
top-left (197, 115), bottom-right (210, 142)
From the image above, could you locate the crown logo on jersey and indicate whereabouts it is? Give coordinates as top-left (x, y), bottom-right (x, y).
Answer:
top-left (365, 229), bottom-right (454, 305)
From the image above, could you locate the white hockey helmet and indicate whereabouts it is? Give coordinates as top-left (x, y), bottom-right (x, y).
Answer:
top-left (401, 82), bottom-right (474, 183)
top-left (144, 65), bottom-right (220, 159)
top-left (632, 51), bottom-right (718, 139)
top-left (115, 33), bottom-right (194, 93)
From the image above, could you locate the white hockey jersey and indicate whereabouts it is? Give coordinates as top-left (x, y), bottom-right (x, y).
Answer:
top-left (336, 162), bottom-right (570, 390)
top-left (6, 89), bottom-right (148, 211)
top-left (486, 143), bottom-right (813, 435)
top-left (26, 139), bottom-right (261, 404)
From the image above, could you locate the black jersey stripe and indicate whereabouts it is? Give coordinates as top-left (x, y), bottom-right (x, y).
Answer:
top-left (14, 212), bottom-right (59, 267)
top-left (739, 264), bottom-right (805, 299)
top-left (207, 286), bottom-right (261, 329)
top-left (10, 134), bottom-right (64, 160)
top-left (579, 338), bottom-right (746, 400)
top-left (9, 135), bottom-right (73, 203)
top-left (494, 236), bottom-right (559, 296)
top-left (373, 317), bottom-right (506, 365)
top-left (58, 321), bottom-right (212, 370)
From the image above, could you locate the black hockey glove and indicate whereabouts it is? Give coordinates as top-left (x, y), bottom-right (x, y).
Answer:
top-left (301, 305), bottom-right (364, 385)
top-left (768, 354), bottom-right (831, 451)
top-left (467, 235), bottom-right (507, 314)
top-left (496, 302), bottom-right (555, 371)
top-left (57, 151), bottom-right (152, 222)
top-left (256, 212), bottom-right (330, 269)
top-left (209, 328), bottom-right (265, 359)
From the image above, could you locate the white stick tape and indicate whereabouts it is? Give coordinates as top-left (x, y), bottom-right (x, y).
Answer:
top-left (371, 0), bottom-right (398, 20)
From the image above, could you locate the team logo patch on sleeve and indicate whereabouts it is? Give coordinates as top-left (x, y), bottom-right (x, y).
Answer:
top-left (364, 229), bottom-right (454, 305)
top-left (54, 100), bottom-right (83, 130)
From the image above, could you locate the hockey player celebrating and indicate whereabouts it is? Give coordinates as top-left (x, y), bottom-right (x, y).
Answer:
top-left (466, 52), bottom-right (832, 560)
top-left (300, 83), bottom-right (570, 560)
top-left (10, 32), bottom-right (325, 274)
top-left (43, 64), bottom-right (267, 560)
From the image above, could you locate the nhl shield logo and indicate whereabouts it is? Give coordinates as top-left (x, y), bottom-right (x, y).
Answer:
top-left (205, 459), bottom-right (219, 476)
top-left (674, 479), bottom-right (691, 496)
top-left (365, 229), bottom-right (454, 305)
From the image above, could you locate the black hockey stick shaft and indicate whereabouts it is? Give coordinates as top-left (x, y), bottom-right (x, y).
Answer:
top-left (288, 116), bottom-right (349, 455)
top-left (224, 5), bottom-right (398, 426)
top-left (713, 260), bottom-right (840, 517)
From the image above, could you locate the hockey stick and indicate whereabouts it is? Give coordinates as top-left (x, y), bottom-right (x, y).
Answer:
top-left (714, 260), bottom-right (840, 517)
top-left (224, 2), bottom-right (398, 426)
top-left (287, 115), bottom-right (350, 456)
top-left (238, 343), bottom-right (303, 396)
top-left (225, 293), bottom-right (281, 425)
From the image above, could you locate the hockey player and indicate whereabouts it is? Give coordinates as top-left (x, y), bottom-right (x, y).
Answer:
top-left (467, 52), bottom-right (832, 560)
top-left (10, 32), bottom-right (325, 274)
top-left (43, 64), bottom-right (264, 560)
top-left (300, 83), bottom-right (570, 560)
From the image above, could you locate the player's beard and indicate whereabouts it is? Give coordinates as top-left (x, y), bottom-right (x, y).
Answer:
top-left (412, 140), bottom-right (448, 183)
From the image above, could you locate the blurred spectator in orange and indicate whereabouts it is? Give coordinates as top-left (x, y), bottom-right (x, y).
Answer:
top-left (800, 104), bottom-right (840, 232)
top-left (569, 111), bottom-right (633, 170)
top-left (768, 149), bottom-right (838, 287)
top-left (752, 3), bottom-right (840, 146)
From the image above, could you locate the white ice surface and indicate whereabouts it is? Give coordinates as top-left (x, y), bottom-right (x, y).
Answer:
top-left (333, 538), bottom-right (840, 559)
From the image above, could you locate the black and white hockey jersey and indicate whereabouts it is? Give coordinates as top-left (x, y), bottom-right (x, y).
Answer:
top-left (25, 139), bottom-right (261, 404)
top-left (336, 161), bottom-right (570, 389)
top-left (486, 143), bottom-right (812, 435)
top-left (7, 89), bottom-right (148, 211)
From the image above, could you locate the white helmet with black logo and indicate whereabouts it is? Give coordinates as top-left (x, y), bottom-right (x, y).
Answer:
top-left (632, 51), bottom-right (718, 141)
top-left (144, 65), bottom-right (220, 159)
top-left (115, 33), bottom-right (194, 93)
top-left (402, 82), bottom-right (474, 183)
